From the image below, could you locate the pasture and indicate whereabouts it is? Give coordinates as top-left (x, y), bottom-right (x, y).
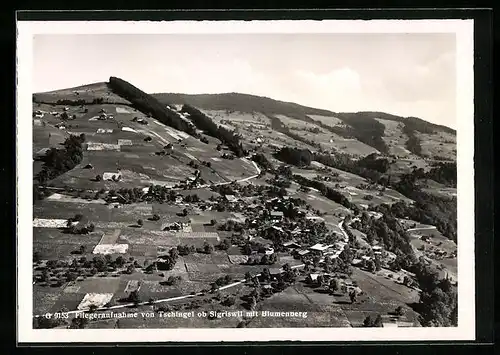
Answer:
top-left (373, 118), bottom-right (411, 158)
top-left (33, 82), bottom-right (131, 105)
top-left (416, 131), bottom-right (456, 160)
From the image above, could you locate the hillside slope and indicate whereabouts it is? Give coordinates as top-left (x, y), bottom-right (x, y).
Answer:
top-left (153, 92), bottom-right (456, 159)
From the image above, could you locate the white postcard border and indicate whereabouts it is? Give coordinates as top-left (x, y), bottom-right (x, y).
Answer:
top-left (17, 18), bottom-right (475, 343)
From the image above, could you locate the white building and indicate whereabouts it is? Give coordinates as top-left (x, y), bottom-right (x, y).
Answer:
top-left (103, 172), bottom-right (122, 181)
top-left (309, 243), bottom-right (333, 255)
top-left (264, 247), bottom-right (275, 255)
top-left (225, 195), bottom-right (239, 203)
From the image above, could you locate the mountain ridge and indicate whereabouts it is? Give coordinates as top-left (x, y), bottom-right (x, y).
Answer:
top-left (33, 83), bottom-right (455, 133)
top-left (152, 92), bottom-right (455, 134)
top-left (33, 80), bottom-right (456, 159)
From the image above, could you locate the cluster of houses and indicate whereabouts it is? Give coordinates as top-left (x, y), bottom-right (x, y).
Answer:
top-left (417, 235), bottom-right (455, 260)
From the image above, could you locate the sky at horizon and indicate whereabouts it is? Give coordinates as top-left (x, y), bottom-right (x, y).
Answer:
top-left (33, 33), bottom-right (457, 129)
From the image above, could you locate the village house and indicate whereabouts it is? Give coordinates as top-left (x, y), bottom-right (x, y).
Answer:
top-left (261, 283), bottom-right (273, 292)
top-left (307, 273), bottom-right (321, 283)
top-left (309, 243), bottom-right (334, 256)
top-left (269, 268), bottom-right (282, 280)
top-left (351, 258), bottom-right (363, 266)
top-left (264, 246), bottom-right (275, 255)
top-left (435, 249), bottom-right (447, 257)
top-left (307, 272), bottom-right (332, 284)
top-left (270, 211), bottom-right (284, 223)
top-left (224, 194), bottom-right (239, 203)
top-left (103, 172), bottom-right (122, 181)
top-left (162, 220), bottom-right (191, 232)
top-left (297, 249), bottom-right (310, 258)
top-left (331, 249), bottom-right (342, 259)
top-left (335, 241), bottom-right (347, 250)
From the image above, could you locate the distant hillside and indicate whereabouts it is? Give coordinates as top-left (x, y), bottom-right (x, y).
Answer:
top-left (153, 92), bottom-right (455, 156)
top-left (152, 92), bottom-right (334, 117)
top-left (152, 92), bottom-right (455, 133)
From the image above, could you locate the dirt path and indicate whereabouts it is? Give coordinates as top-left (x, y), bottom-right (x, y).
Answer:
top-left (34, 263), bottom-right (305, 319)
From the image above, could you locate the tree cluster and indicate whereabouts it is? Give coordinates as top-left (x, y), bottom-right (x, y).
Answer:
top-left (211, 275), bottom-right (233, 291)
top-left (251, 153), bottom-right (274, 172)
top-left (35, 134), bottom-right (86, 185)
top-left (363, 314), bottom-right (384, 327)
top-left (425, 162), bottom-right (457, 187)
top-left (378, 183), bottom-right (457, 243)
top-left (313, 152), bottom-right (387, 185)
top-left (245, 252), bottom-right (279, 265)
top-left (155, 248), bottom-right (181, 271)
top-left (331, 112), bottom-right (389, 154)
top-left (352, 211), bottom-right (416, 258)
top-left (274, 147), bottom-right (312, 167)
top-left (412, 261), bottom-right (457, 326)
top-left (357, 153), bottom-right (391, 173)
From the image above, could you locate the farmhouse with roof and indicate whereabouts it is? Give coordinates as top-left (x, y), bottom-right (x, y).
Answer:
top-left (270, 211), bottom-right (284, 222)
top-left (224, 195), bottom-right (239, 203)
top-left (309, 243), bottom-right (334, 255)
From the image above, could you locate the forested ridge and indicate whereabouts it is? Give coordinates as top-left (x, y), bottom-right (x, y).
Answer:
top-left (108, 77), bottom-right (199, 137)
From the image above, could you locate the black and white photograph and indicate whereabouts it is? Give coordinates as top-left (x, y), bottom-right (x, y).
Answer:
top-left (17, 18), bottom-right (475, 342)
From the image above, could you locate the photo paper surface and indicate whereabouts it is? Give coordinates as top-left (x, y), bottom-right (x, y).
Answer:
top-left (17, 18), bottom-right (475, 343)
